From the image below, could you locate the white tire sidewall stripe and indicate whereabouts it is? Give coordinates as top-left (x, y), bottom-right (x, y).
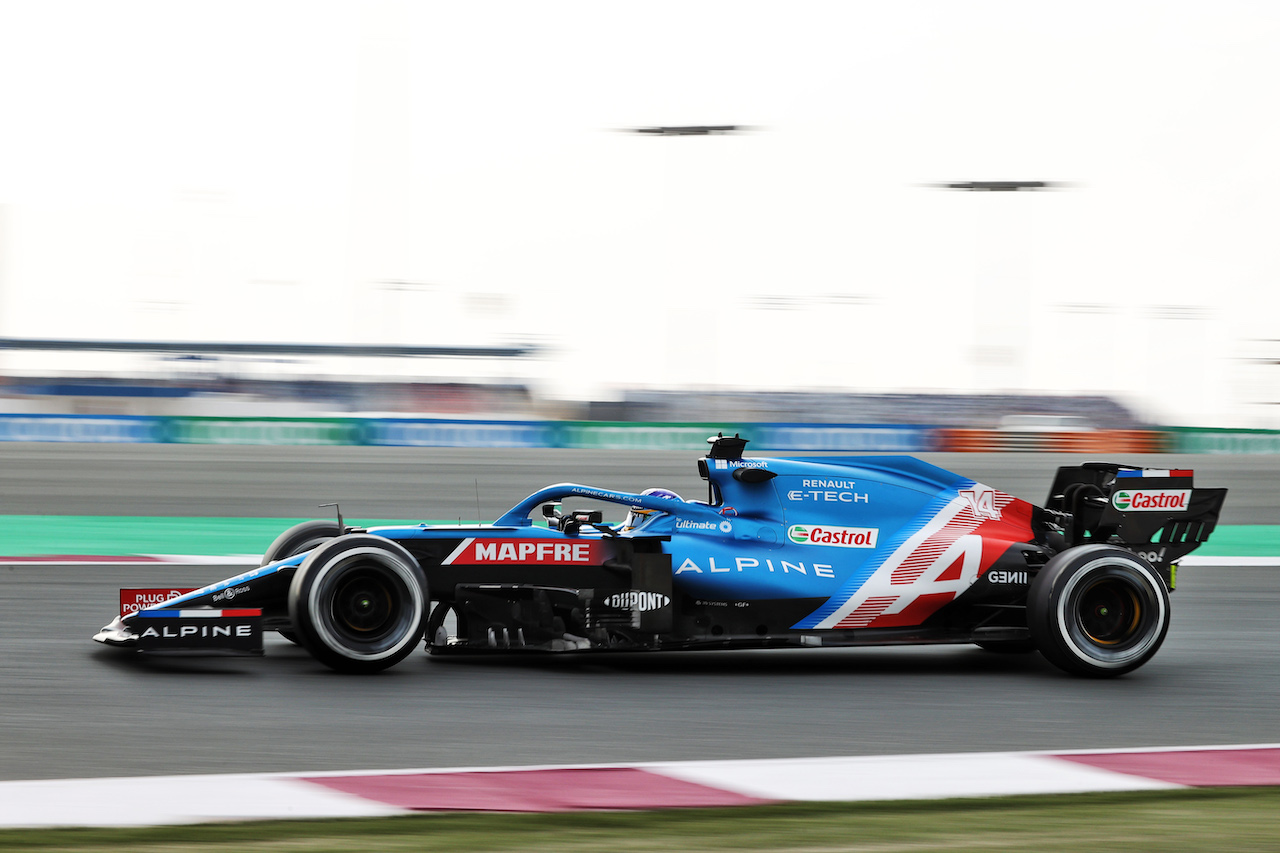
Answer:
top-left (1055, 556), bottom-right (1166, 669)
top-left (307, 546), bottom-right (424, 662)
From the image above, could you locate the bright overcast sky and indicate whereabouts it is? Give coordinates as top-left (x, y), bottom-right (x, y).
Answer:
top-left (0, 1), bottom-right (1277, 425)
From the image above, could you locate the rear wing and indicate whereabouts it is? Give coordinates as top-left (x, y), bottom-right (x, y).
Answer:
top-left (1043, 463), bottom-right (1227, 582)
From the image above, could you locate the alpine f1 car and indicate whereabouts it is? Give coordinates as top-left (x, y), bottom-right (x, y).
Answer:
top-left (94, 434), bottom-right (1226, 677)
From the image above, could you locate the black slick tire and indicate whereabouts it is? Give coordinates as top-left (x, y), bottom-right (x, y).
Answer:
top-left (263, 520), bottom-right (342, 644)
top-left (1028, 545), bottom-right (1170, 678)
top-left (287, 534), bottom-right (428, 674)
top-left (263, 520), bottom-right (342, 566)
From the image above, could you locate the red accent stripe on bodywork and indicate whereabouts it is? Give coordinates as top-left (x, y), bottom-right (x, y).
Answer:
top-left (868, 591), bottom-right (958, 628)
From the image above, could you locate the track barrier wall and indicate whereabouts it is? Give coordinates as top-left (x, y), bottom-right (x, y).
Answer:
top-left (0, 415), bottom-right (162, 443)
top-left (934, 428), bottom-right (1169, 454)
top-left (0, 414), bottom-right (1270, 453)
top-left (167, 417), bottom-right (359, 446)
top-left (1166, 427), bottom-right (1280, 454)
top-left (0, 416), bottom-right (938, 451)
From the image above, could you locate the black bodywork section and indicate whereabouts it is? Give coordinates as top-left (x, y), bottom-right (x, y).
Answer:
top-left (1040, 464), bottom-right (1226, 588)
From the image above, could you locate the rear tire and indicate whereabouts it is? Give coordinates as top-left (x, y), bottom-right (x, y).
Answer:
top-left (1029, 545), bottom-right (1170, 677)
top-left (288, 534), bottom-right (428, 674)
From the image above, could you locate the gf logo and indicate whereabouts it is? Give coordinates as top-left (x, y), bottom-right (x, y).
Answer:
top-left (959, 488), bottom-right (1001, 521)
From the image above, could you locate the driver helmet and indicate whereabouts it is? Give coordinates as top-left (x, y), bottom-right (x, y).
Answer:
top-left (622, 487), bottom-right (683, 530)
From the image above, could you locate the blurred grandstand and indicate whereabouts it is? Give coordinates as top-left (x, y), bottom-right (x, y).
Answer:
top-left (0, 337), bottom-right (1150, 428)
top-left (0, 375), bottom-right (538, 419)
top-left (588, 390), bottom-right (1144, 429)
top-left (0, 330), bottom-right (1150, 429)
top-left (0, 373), bottom-right (1143, 430)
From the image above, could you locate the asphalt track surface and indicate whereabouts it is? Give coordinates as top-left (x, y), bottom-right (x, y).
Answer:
top-left (1, 444), bottom-right (1278, 782)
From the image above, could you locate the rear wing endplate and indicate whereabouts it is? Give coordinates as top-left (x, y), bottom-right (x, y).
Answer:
top-left (1044, 463), bottom-right (1227, 567)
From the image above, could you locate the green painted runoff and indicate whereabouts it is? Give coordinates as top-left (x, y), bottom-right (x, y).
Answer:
top-left (0, 516), bottom-right (425, 558)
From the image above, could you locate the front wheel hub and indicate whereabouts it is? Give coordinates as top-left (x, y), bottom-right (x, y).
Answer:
top-left (333, 572), bottom-right (397, 636)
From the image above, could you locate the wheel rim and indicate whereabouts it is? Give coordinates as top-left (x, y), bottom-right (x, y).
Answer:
top-left (1057, 557), bottom-right (1166, 668)
top-left (1077, 578), bottom-right (1142, 645)
top-left (308, 548), bottom-right (423, 660)
top-left (331, 570), bottom-right (399, 639)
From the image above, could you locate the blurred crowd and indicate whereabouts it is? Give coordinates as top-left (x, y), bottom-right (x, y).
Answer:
top-left (0, 373), bottom-right (1138, 429)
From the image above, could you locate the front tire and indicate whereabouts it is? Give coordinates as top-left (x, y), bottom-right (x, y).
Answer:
top-left (287, 534), bottom-right (428, 674)
top-left (1029, 545), bottom-right (1170, 677)
top-left (263, 520), bottom-right (342, 566)
top-left (264, 520), bottom-right (342, 644)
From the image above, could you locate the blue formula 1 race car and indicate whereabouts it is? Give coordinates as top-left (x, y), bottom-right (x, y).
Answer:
top-left (94, 434), bottom-right (1227, 677)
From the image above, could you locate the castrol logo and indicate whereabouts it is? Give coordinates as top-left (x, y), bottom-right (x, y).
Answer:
top-left (1112, 490), bottom-right (1190, 512)
top-left (788, 525), bottom-right (879, 548)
